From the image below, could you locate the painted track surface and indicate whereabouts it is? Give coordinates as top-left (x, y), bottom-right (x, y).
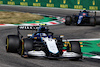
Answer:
top-left (0, 5), bottom-right (100, 67)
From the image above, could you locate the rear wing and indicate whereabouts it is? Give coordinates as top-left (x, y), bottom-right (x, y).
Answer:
top-left (17, 26), bottom-right (39, 30)
top-left (17, 26), bottom-right (39, 38)
top-left (18, 24), bottom-right (49, 30)
top-left (17, 25), bottom-right (49, 38)
top-left (87, 11), bottom-right (96, 16)
top-left (80, 10), bottom-right (96, 13)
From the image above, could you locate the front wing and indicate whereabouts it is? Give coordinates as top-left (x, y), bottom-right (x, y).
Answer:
top-left (27, 50), bottom-right (82, 59)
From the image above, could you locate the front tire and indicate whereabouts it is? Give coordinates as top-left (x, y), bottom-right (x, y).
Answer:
top-left (21, 38), bottom-right (33, 57)
top-left (67, 41), bottom-right (82, 60)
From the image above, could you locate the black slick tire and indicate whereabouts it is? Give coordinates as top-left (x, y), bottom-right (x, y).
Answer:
top-left (65, 16), bottom-right (71, 25)
top-left (6, 35), bottom-right (20, 52)
top-left (67, 41), bottom-right (82, 60)
top-left (21, 38), bottom-right (33, 57)
top-left (90, 17), bottom-right (96, 26)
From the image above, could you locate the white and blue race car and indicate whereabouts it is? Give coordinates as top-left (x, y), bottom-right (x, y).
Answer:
top-left (6, 25), bottom-right (82, 60)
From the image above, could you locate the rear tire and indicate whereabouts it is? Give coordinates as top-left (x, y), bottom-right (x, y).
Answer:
top-left (65, 16), bottom-right (71, 25)
top-left (6, 35), bottom-right (20, 52)
top-left (95, 17), bottom-right (100, 25)
top-left (90, 17), bottom-right (96, 26)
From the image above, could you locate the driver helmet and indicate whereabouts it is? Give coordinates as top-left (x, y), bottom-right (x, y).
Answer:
top-left (83, 8), bottom-right (86, 12)
top-left (39, 26), bottom-right (46, 32)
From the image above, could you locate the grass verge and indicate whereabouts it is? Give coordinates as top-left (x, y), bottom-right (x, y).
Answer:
top-left (0, 11), bottom-right (43, 24)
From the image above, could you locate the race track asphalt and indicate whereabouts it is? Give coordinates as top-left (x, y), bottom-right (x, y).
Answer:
top-left (0, 5), bottom-right (100, 67)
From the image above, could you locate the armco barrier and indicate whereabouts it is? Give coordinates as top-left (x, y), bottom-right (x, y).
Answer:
top-left (0, 0), bottom-right (99, 10)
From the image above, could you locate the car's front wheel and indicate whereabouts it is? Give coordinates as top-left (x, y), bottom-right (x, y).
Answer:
top-left (21, 38), bottom-right (33, 57)
top-left (67, 41), bottom-right (82, 60)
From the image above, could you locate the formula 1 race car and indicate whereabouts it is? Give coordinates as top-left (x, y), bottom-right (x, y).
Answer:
top-left (65, 10), bottom-right (96, 26)
top-left (6, 24), bottom-right (82, 60)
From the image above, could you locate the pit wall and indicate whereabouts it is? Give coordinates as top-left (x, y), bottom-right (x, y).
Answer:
top-left (0, 0), bottom-right (99, 10)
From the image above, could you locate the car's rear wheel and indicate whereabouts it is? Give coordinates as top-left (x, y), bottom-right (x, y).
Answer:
top-left (6, 35), bottom-right (20, 52)
top-left (95, 17), bottom-right (100, 25)
top-left (90, 17), bottom-right (96, 26)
